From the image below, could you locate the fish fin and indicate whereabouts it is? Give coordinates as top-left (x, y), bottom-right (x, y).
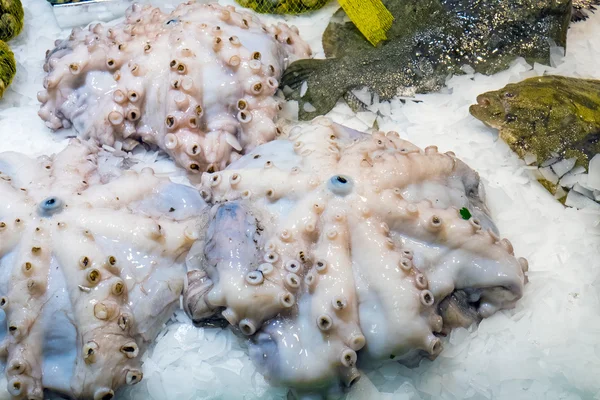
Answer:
top-left (343, 91), bottom-right (370, 113)
top-left (281, 59), bottom-right (345, 120)
top-left (281, 59), bottom-right (327, 91)
top-left (571, 0), bottom-right (600, 22)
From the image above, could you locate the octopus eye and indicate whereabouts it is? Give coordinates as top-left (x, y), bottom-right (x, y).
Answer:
top-left (242, 19), bottom-right (248, 27)
top-left (286, 37), bottom-right (293, 45)
top-left (39, 196), bottom-right (63, 216)
top-left (328, 175), bottom-right (353, 196)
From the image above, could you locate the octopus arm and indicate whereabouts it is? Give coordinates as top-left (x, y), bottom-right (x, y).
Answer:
top-left (62, 209), bottom-right (197, 257)
top-left (72, 169), bottom-right (163, 208)
top-left (1, 226), bottom-right (53, 400)
top-left (201, 167), bottom-right (313, 203)
top-left (348, 214), bottom-right (440, 361)
top-left (49, 140), bottom-right (98, 195)
top-left (186, 202), bottom-right (291, 331)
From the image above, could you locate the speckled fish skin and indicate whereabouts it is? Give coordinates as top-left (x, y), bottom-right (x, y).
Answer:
top-left (0, 140), bottom-right (208, 400)
top-left (469, 75), bottom-right (600, 170)
top-left (184, 119), bottom-right (527, 397)
top-left (282, 0), bottom-right (571, 120)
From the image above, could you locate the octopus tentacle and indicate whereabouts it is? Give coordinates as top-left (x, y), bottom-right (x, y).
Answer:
top-left (72, 169), bottom-right (162, 208)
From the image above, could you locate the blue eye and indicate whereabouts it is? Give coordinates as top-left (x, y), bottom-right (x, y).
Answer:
top-left (38, 197), bottom-right (64, 216)
top-left (328, 175), bottom-right (353, 196)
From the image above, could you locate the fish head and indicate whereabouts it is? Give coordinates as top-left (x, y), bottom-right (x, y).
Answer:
top-left (469, 90), bottom-right (510, 130)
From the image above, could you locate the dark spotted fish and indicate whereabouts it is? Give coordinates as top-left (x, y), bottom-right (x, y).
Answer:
top-left (282, 0), bottom-right (572, 120)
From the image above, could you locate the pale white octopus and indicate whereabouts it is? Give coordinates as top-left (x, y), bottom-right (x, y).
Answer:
top-left (38, 2), bottom-right (311, 173)
top-left (184, 119), bottom-right (528, 398)
top-left (0, 140), bottom-right (207, 399)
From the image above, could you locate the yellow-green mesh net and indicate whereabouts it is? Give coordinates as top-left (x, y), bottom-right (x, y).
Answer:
top-left (235, 0), bottom-right (331, 15)
top-left (236, 0), bottom-right (393, 46)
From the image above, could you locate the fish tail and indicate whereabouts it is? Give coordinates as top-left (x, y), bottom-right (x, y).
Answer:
top-left (281, 59), bottom-right (345, 120)
top-left (281, 59), bottom-right (327, 91)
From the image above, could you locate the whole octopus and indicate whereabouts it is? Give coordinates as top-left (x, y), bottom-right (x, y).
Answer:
top-left (38, 2), bottom-right (310, 173)
top-left (0, 140), bottom-right (208, 399)
top-left (185, 119), bottom-right (528, 397)
top-left (0, 1), bottom-right (529, 399)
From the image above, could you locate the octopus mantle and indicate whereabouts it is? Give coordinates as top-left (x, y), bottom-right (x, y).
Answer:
top-left (38, 2), bottom-right (311, 173)
top-left (185, 119), bottom-right (528, 396)
top-left (0, 141), bottom-right (207, 399)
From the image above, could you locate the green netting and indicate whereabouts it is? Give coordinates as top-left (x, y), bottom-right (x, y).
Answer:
top-left (235, 0), bottom-right (331, 14)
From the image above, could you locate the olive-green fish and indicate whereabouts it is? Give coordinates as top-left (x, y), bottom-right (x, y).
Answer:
top-left (470, 75), bottom-right (600, 171)
top-left (282, 0), bottom-right (572, 120)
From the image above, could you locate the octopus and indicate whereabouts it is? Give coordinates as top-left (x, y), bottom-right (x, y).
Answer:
top-left (38, 2), bottom-right (311, 174)
top-left (0, 140), bottom-right (208, 399)
top-left (184, 118), bottom-right (528, 397)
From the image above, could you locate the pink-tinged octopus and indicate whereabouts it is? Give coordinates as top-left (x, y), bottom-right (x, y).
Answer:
top-left (184, 118), bottom-right (528, 397)
top-left (38, 2), bottom-right (311, 174)
top-left (0, 141), bottom-right (207, 399)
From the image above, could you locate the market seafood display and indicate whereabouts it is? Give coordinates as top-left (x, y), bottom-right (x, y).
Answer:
top-left (184, 119), bottom-right (528, 396)
top-left (0, 140), bottom-right (207, 399)
top-left (283, 0), bottom-right (572, 119)
top-left (38, 2), bottom-right (311, 173)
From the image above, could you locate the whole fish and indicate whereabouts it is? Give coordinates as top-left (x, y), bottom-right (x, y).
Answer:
top-left (282, 0), bottom-right (572, 120)
top-left (470, 75), bottom-right (600, 171)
